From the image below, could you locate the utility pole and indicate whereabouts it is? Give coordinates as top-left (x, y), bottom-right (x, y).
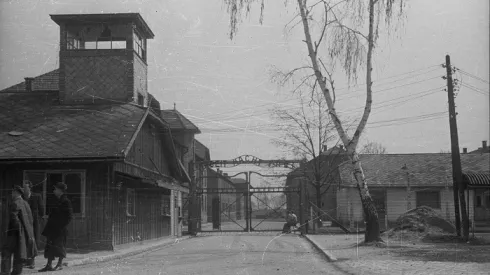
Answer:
top-left (445, 54), bottom-right (469, 240)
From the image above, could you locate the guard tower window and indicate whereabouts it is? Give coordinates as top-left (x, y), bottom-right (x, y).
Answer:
top-left (66, 24), bottom-right (127, 50)
top-left (133, 32), bottom-right (146, 61)
top-left (66, 32), bottom-right (81, 50)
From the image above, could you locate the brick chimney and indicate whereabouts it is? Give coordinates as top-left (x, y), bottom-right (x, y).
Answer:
top-left (50, 13), bottom-right (154, 105)
top-left (483, 140), bottom-right (488, 150)
top-left (463, 148), bottom-right (467, 154)
top-left (25, 77), bottom-right (34, 92)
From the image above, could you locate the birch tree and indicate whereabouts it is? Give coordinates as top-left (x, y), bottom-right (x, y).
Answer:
top-left (223, 0), bottom-right (405, 243)
top-left (271, 85), bottom-right (347, 226)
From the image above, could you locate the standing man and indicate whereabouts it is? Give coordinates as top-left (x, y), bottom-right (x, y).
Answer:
top-left (1, 185), bottom-right (36, 275)
top-left (39, 182), bottom-right (72, 272)
top-left (22, 180), bottom-right (44, 269)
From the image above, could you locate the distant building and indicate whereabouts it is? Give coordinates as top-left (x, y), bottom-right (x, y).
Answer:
top-left (336, 153), bottom-right (490, 231)
top-left (467, 140), bottom-right (489, 154)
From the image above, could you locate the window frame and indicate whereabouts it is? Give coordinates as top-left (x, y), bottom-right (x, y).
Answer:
top-left (133, 31), bottom-right (146, 61)
top-left (23, 170), bottom-right (86, 217)
top-left (126, 188), bottom-right (136, 217)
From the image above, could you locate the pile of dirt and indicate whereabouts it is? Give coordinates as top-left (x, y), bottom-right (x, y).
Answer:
top-left (382, 206), bottom-right (456, 241)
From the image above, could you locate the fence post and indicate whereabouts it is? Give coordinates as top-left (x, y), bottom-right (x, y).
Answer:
top-left (299, 181), bottom-right (304, 235)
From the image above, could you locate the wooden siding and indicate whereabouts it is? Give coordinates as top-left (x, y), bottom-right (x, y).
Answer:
top-left (336, 187), bottom-right (475, 230)
top-left (112, 173), bottom-right (171, 246)
top-left (0, 162), bottom-right (113, 250)
top-left (126, 119), bottom-right (172, 177)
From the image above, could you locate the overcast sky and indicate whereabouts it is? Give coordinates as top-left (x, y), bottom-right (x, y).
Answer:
top-left (1, 0), bottom-right (488, 181)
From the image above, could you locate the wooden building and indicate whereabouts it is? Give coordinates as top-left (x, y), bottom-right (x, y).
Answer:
top-left (336, 153), bottom-right (490, 232)
top-left (0, 13), bottom-right (190, 250)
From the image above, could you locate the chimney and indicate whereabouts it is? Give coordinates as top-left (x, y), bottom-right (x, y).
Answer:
top-left (25, 77), bottom-right (34, 92)
top-left (323, 145), bottom-right (328, 152)
top-left (463, 148), bottom-right (467, 154)
top-left (483, 141), bottom-right (487, 149)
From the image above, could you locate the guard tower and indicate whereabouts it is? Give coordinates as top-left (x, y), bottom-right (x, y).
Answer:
top-left (50, 13), bottom-right (155, 105)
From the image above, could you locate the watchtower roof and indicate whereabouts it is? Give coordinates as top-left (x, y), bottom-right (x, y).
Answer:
top-left (50, 13), bottom-right (154, 39)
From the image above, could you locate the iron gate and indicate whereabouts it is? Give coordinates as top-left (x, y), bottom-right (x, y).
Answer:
top-left (197, 186), bottom-right (302, 232)
top-left (188, 155), bottom-right (305, 234)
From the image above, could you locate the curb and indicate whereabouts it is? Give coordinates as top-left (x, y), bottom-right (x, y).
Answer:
top-left (303, 235), bottom-right (337, 262)
top-left (65, 236), bottom-right (192, 267)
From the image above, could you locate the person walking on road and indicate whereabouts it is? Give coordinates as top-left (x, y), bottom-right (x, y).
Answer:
top-left (1, 185), bottom-right (36, 275)
top-left (282, 210), bottom-right (298, 234)
top-left (38, 182), bottom-right (72, 272)
top-left (22, 180), bottom-right (45, 269)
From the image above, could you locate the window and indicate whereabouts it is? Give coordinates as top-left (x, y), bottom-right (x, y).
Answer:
top-left (416, 191), bottom-right (441, 209)
top-left (133, 32), bottom-right (146, 61)
top-left (126, 188), bottom-right (136, 216)
top-left (476, 196), bottom-right (482, 207)
top-left (81, 39), bottom-right (127, 50)
top-left (161, 194), bottom-right (170, 216)
top-left (66, 32), bottom-right (81, 50)
top-left (137, 93), bottom-right (145, 106)
top-left (23, 170), bottom-right (86, 216)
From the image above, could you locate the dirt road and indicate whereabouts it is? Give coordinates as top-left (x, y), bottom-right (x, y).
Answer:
top-left (31, 234), bottom-right (346, 275)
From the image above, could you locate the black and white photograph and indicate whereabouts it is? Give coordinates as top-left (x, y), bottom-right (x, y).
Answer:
top-left (0, 0), bottom-right (488, 274)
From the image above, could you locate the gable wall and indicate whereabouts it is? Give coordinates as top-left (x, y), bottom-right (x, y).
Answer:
top-left (126, 119), bottom-right (171, 177)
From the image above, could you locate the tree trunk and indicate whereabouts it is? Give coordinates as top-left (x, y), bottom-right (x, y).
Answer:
top-left (351, 152), bottom-right (382, 242)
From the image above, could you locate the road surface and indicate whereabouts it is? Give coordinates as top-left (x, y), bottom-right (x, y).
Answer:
top-left (34, 234), bottom-right (346, 275)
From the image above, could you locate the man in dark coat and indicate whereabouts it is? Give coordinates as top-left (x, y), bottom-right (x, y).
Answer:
top-left (39, 182), bottom-right (72, 272)
top-left (1, 185), bottom-right (36, 275)
top-left (22, 180), bottom-right (44, 269)
top-left (282, 210), bottom-right (298, 233)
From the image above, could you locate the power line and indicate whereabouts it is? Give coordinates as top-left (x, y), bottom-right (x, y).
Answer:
top-left (460, 83), bottom-right (489, 96)
top-left (455, 67), bottom-right (489, 84)
top-left (194, 76), bottom-right (443, 125)
top-left (198, 111), bottom-right (449, 133)
top-left (195, 65), bottom-right (442, 120)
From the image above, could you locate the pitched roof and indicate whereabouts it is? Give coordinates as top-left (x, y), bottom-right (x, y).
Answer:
top-left (160, 110), bottom-right (200, 133)
top-left (0, 91), bottom-right (145, 160)
top-left (50, 13), bottom-right (155, 39)
top-left (1, 69), bottom-right (59, 92)
top-left (339, 153), bottom-right (490, 187)
top-left (194, 139), bottom-right (210, 161)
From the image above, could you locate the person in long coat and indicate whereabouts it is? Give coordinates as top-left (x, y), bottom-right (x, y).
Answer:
top-left (39, 182), bottom-right (72, 272)
top-left (0, 185), bottom-right (36, 275)
top-left (22, 180), bottom-right (44, 269)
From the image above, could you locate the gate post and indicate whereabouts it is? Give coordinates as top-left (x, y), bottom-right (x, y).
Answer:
top-left (299, 181), bottom-right (304, 235)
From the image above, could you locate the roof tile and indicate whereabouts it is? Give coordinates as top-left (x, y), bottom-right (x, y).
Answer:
top-left (339, 154), bottom-right (490, 187)
top-left (0, 91), bottom-right (145, 160)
